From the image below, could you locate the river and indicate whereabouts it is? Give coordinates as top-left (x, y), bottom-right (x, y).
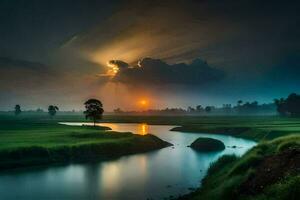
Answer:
top-left (0, 123), bottom-right (256, 200)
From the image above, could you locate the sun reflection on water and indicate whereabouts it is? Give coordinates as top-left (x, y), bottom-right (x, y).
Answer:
top-left (138, 124), bottom-right (148, 135)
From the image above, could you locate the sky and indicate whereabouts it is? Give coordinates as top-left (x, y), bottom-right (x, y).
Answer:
top-left (0, 0), bottom-right (299, 111)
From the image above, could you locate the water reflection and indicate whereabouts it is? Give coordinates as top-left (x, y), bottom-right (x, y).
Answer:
top-left (139, 123), bottom-right (148, 135)
top-left (60, 122), bottom-right (149, 135)
top-left (0, 123), bottom-right (256, 200)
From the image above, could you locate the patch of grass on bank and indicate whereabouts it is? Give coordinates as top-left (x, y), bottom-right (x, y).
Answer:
top-left (249, 175), bottom-right (300, 200)
top-left (180, 135), bottom-right (300, 200)
top-left (0, 115), bottom-right (171, 170)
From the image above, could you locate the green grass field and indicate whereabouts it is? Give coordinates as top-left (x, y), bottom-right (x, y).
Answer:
top-left (0, 114), bottom-right (171, 170)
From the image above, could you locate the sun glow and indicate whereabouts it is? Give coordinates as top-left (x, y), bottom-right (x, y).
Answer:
top-left (140, 100), bottom-right (147, 105)
top-left (106, 61), bottom-right (119, 75)
top-left (138, 99), bottom-right (149, 108)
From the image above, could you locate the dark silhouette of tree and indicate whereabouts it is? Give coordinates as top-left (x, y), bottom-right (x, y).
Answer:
top-left (48, 105), bottom-right (59, 117)
top-left (188, 106), bottom-right (196, 113)
top-left (237, 100), bottom-right (243, 106)
top-left (196, 105), bottom-right (203, 112)
top-left (14, 105), bottom-right (21, 115)
top-left (286, 93), bottom-right (300, 116)
top-left (205, 106), bottom-right (212, 113)
top-left (84, 99), bottom-right (104, 126)
top-left (274, 98), bottom-right (287, 116)
top-left (235, 101), bottom-right (260, 114)
top-left (274, 93), bottom-right (300, 116)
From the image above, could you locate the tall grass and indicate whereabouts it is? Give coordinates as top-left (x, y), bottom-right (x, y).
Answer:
top-left (187, 135), bottom-right (300, 200)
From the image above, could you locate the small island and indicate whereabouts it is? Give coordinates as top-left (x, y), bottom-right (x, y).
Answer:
top-left (189, 137), bottom-right (225, 151)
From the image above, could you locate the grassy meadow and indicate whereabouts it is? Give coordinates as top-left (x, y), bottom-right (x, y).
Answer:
top-left (0, 113), bottom-right (299, 199)
top-left (0, 113), bottom-right (171, 170)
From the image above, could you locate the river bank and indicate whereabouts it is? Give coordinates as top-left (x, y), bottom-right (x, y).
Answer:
top-left (171, 122), bottom-right (300, 199)
top-left (0, 117), bottom-right (171, 171)
top-left (178, 134), bottom-right (300, 200)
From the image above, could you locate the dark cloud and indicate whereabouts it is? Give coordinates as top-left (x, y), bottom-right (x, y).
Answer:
top-left (111, 57), bottom-right (225, 86)
top-left (0, 57), bottom-right (57, 90)
top-left (108, 60), bottom-right (129, 69)
top-left (0, 0), bottom-right (118, 60)
top-left (0, 56), bottom-right (50, 71)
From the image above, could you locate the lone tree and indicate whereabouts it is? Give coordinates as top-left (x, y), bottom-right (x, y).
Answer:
top-left (14, 104), bottom-right (21, 115)
top-left (48, 105), bottom-right (59, 117)
top-left (84, 99), bottom-right (104, 126)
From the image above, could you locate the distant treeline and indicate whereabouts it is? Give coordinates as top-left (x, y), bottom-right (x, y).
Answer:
top-left (115, 93), bottom-right (300, 116)
top-left (113, 101), bottom-right (276, 116)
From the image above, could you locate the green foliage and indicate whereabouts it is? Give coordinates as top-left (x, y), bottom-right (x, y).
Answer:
top-left (84, 99), bottom-right (104, 125)
top-left (48, 105), bottom-right (59, 117)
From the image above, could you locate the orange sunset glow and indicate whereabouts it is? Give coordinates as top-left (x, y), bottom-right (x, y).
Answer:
top-left (140, 100), bottom-right (147, 106)
top-left (138, 99), bottom-right (149, 110)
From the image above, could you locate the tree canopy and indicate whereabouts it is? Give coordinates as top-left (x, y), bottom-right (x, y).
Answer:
top-left (48, 105), bottom-right (59, 117)
top-left (14, 104), bottom-right (21, 115)
top-left (84, 99), bottom-right (104, 126)
top-left (274, 93), bottom-right (300, 116)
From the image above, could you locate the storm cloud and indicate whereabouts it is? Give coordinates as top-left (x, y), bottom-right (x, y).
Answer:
top-left (110, 58), bottom-right (225, 86)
